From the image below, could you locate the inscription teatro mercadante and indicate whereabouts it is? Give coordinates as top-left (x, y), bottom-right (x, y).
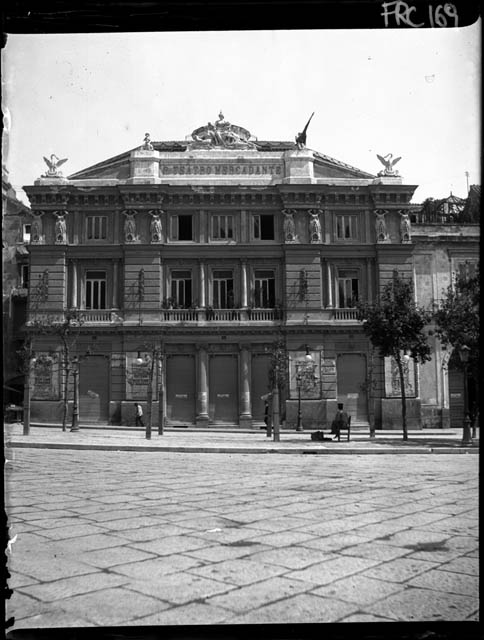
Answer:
top-left (161, 164), bottom-right (283, 176)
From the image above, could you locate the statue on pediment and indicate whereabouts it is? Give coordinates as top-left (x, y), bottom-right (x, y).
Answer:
top-left (377, 153), bottom-right (401, 177)
top-left (295, 112), bottom-right (314, 150)
top-left (149, 210), bottom-right (163, 243)
top-left (142, 133), bottom-right (154, 151)
top-left (308, 209), bottom-right (322, 243)
top-left (282, 209), bottom-right (297, 243)
top-left (42, 154), bottom-right (68, 178)
top-left (189, 112), bottom-right (257, 150)
top-left (54, 211), bottom-right (68, 244)
top-left (375, 210), bottom-right (388, 242)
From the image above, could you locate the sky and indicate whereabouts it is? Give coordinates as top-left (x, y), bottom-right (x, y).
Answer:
top-left (2, 25), bottom-right (480, 205)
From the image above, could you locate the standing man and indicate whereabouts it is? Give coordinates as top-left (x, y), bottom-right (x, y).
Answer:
top-left (330, 403), bottom-right (349, 440)
top-left (134, 403), bottom-right (144, 427)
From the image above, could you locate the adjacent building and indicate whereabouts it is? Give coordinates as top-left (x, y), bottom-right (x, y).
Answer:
top-left (3, 166), bottom-right (31, 407)
top-left (19, 114), bottom-right (479, 429)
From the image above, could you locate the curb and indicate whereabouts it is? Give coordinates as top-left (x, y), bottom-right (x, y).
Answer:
top-left (6, 440), bottom-right (479, 455)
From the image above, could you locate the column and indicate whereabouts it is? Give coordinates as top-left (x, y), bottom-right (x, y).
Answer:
top-left (159, 258), bottom-right (164, 305)
top-left (71, 260), bottom-right (78, 309)
top-left (366, 257), bottom-right (373, 303)
top-left (320, 256), bottom-right (326, 308)
top-left (239, 346), bottom-right (252, 426)
top-left (199, 260), bottom-right (206, 308)
top-left (196, 347), bottom-right (209, 426)
top-left (112, 260), bottom-right (118, 308)
top-left (326, 261), bottom-right (333, 308)
top-left (240, 260), bottom-right (248, 308)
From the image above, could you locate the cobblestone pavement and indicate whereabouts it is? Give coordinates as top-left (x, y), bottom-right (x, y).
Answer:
top-left (5, 448), bottom-right (479, 629)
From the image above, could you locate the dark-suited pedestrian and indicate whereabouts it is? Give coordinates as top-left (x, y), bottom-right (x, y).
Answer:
top-left (331, 402), bottom-right (349, 440)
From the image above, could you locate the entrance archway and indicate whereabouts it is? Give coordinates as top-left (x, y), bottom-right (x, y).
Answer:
top-left (336, 353), bottom-right (368, 424)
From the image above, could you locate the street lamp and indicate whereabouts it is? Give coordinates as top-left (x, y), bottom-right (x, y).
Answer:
top-left (459, 344), bottom-right (472, 445)
top-left (272, 361), bottom-right (280, 442)
top-left (70, 357), bottom-right (80, 432)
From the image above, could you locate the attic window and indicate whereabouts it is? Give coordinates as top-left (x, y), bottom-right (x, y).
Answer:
top-left (22, 224), bottom-right (31, 243)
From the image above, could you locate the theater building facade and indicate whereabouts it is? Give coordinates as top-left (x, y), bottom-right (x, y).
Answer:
top-left (23, 115), bottom-right (479, 429)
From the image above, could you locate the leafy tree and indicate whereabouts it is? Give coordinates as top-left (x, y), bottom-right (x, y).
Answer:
top-left (26, 309), bottom-right (85, 431)
top-left (434, 263), bottom-right (479, 382)
top-left (460, 185), bottom-right (480, 223)
top-left (357, 272), bottom-right (432, 440)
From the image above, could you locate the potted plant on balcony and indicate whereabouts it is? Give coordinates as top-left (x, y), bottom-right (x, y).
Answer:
top-left (206, 305), bottom-right (214, 320)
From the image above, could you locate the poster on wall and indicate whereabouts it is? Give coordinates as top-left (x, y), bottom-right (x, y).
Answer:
top-left (32, 356), bottom-right (60, 400)
top-left (384, 355), bottom-right (416, 398)
top-left (125, 353), bottom-right (158, 399)
top-left (289, 350), bottom-right (321, 399)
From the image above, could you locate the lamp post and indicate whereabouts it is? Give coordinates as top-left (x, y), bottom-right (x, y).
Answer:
top-left (459, 345), bottom-right (472, 445)
top-left (272, 362), bottom-right (280, 442)
top-left (296, 370), bottom-right (303, 431)
top-left (70, 357), bottom-right (80, 432)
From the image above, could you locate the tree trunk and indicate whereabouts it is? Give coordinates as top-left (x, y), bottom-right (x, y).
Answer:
top-left (396, 354), bottom-right (408, 440)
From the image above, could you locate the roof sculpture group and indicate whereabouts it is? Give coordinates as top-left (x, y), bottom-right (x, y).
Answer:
top-left (39, 113), bottom-right (403, 179)
top-left (189, 112), bottom-right (257, 150)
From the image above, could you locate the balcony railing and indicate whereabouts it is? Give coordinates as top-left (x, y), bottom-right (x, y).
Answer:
top-left (332, 308), bottom-right (360, 321)
top-left (162, 309), bottom-right (200, 322)
top-left (29, 307), bottom-right (283, 326)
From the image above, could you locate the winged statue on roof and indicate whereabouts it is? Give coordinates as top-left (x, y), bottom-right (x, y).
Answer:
top-left (43, 154), bottom-right (68, 177)
top-left (376, 153), bottom-right (401, 177)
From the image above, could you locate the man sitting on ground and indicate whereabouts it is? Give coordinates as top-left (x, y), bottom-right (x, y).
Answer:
top-left (330, 403), bottom-right (349, 440)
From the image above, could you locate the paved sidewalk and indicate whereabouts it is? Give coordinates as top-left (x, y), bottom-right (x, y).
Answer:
top-left (5, 447), bottom-right (479, 627)
top-left (4, 422), bottom-right (480, 455)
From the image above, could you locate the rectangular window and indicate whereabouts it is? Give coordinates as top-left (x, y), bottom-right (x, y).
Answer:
top-left (211, 215), bottom-right (233, 240)
top-left (20, 264), bottom-right (29, 288)
top-left (336, 215), bottom-right (358, 240)
top-left (171, 215), bottom-right (193, 241)
top-left (85, 270), bottom-right (107, 309)
top-left (253, 214), bottom-right (274, 240)
top-left (254, 270), bottom-right (275, 308)
top-left (458, 261), bottom-right (477, 280)
top-left (337, 270), bottom-right (359, 307)
top-left (213, 270), bottom-right (234, 308)
top-left (86, 216), bottom-right (108, 240)
top-left (171, 270), bottom-right (192, 308)
top-left (22, 224), bottom-right (31, 243)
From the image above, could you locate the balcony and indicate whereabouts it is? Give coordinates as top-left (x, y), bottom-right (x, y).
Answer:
top-left (29, 307), bottom-right (283, 327)
top-left (332, 308), bottom-right (360, 321)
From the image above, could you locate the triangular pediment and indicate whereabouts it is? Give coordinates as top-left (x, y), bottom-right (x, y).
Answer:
top-left (313, 152), bottom-right (375, 179)
top-left (67, 141), bottom-right (376, 182)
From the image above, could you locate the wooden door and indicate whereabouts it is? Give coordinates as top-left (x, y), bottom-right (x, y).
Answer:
top-left (79, 355), bottom-right (109, 422)
top-left (336, 353), bottom-right (368, 424)
top-left (209, 355), bottom-right (238, 423)
top-left (166, 355), bottom-right (196, 425)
